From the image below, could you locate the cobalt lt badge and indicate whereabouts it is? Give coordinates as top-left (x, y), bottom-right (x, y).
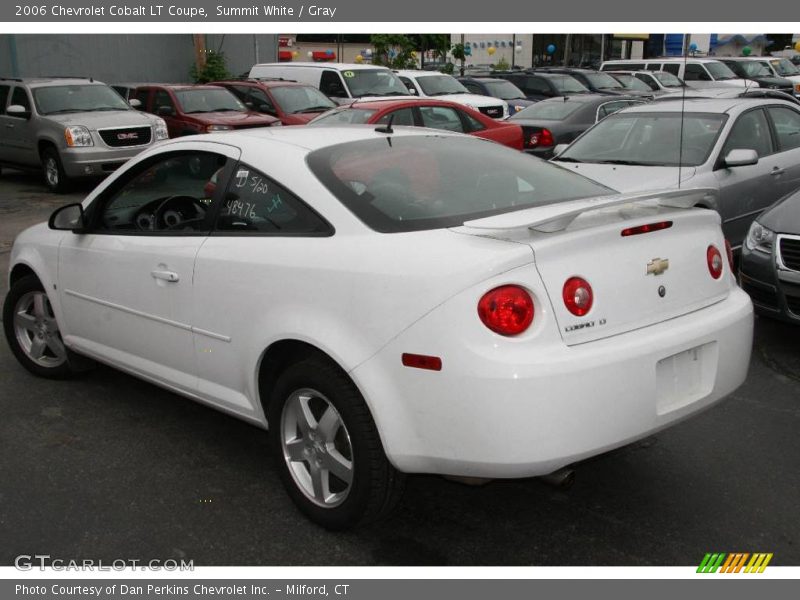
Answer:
top-left (646, 257), bottom-right (669, 276)
top-left (658, 285), bottom-right (666, 298)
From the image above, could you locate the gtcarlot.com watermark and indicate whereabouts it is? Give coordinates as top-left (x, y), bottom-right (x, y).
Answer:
top-left (15, 554), bottom-right (194, 572)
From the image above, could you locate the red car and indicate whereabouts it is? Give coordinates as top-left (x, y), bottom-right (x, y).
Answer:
top-left (133, 84), bottom-right (280, 137)
top-left (308, 99), bottom-right (524, 150)
top-left (208, 79), bottom-right (337, 125)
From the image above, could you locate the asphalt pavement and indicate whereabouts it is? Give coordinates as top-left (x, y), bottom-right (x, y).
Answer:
top-left (1, 168), bottom-right (798, 566)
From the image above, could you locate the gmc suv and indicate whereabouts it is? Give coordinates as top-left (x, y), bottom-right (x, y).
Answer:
top-left (0, 77), bottom-right (169, 193)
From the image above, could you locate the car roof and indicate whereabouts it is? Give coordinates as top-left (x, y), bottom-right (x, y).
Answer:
top-left (394, 70), bottom-right (451, 77)
top-left (619, 96), bottom-right (796, 114)
top-left (140, 84), bottom-right (222, 91)
top-left (333, 98), bottom-right (478, 110)
top-left (165, 124), bottom-right (463, 154)
top-left (537, 93), bottom-right (644, 105)
top-left (211, 79), bottom-right (312, 88)
top-left (5, 77), bottom-right (107, 87)
top-left (719, 56), bottom-right (770, 61)
top-left (460, 77), bottom-right (510, 83)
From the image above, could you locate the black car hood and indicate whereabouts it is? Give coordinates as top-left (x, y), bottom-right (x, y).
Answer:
top-left (760, 189), bottom-right (800, 233)
top-left (751, 76), bottom-right (794, 89)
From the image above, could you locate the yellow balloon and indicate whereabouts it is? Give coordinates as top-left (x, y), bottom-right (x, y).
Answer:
top-left (292, 51), bottom-right (299, 58)
top-left (487, 46), bottom-right (496, 56)
top-left (795, 40), bottom-right (800, 52)
top-left (355, 54), bottom-right (364, 63)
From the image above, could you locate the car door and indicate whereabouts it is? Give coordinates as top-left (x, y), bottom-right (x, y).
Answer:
top-left (2, 86), bottom-right (39, 167)
top-left (152, 88), bottom-right (182, 137)
top-left (764, 105), bottom-right (800, 199)
top-left (192, 162), bottom-right (333, 416)
top-left (0, 83), bottom-right (11, 162)
top-left (375, 107), bottom-right (416, 126)
top-left (418, 105), bottom-right (466, 133)
top-left (57, 141), bottom-right (239, 393)
top-left (712, 107), bottom-right (780, 247)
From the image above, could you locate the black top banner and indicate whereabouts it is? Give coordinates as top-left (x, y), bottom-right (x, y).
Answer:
top-left (0, 0), bottom-right (788, 22)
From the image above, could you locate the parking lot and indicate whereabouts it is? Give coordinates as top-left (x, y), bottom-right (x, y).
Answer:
top-left (1, 168), bottom-right (799, 566)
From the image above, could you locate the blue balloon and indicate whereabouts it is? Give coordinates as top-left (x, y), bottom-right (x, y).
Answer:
top-left (689, 42), bottom-right (698, 52)
top-left (326, 49), bottom-right (333, 56)
top-left (546, 44), bottom-right (556, 54)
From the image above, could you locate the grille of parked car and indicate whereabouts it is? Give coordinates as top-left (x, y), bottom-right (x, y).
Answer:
top-left (779, 236), bottom-right (800, 271)
top-left (98, 126), bottom-right (152, 147)
top-left (478, 105), bottom-right (504, 119)
top-left (785, 293), bottom-right (800, 316)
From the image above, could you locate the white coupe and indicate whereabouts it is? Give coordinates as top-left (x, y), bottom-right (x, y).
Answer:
top-left (3, 126), bottom-right (753, 529)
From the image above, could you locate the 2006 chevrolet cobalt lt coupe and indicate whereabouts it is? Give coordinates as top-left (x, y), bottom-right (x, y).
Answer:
top-left (3, 126), bottom-right (753, 529)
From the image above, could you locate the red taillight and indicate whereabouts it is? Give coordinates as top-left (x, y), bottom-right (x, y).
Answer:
top-left (401, 353), bottom-right (442, 371)
top-left (621, 221), bottom-right (673, 237)
top-left (528, 128), bottom-right (554, 147)
top-left (725, 239), bottom-right (735, 272)
top-left (563, 277), bottom-right (594, 316)
top-left (707, 245), bottom-right (723, 279)
top-left (477, 285), bottom-right (534, 336)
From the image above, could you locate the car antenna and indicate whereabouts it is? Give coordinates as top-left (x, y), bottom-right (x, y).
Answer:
top-left (375, 112), bottom-right (395, 134)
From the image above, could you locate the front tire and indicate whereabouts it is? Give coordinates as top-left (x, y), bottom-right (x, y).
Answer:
top-left (41, 147), bottom-right (71, 194)
top-left (268, 357), bottom-right (405, 529)
top-left (3, 275), bottom-right (87, 378)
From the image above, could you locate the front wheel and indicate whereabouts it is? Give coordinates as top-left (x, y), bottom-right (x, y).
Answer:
top-left (41, 147), bottom-right (71, 194)
top-left (268, 357), bottom-right (405, 529)
top-left (3, 275), bottom-right (88, 378)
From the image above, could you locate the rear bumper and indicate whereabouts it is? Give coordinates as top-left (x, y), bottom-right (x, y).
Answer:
top-left (353, 288), bottom-right (753, 478)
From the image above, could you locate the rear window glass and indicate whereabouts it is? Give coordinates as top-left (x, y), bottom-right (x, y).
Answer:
top-left (512, 100), bottom-right (583, 121)
top-left (306, 135), bottom-right (614, 233)
top-left (309, 108), bottom-right (377, 125)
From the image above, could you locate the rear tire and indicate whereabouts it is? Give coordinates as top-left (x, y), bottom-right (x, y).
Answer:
top-left (268, 357), bottom-right (405, 529)
top-left (41, 147), bottom-right (71, 194)
top-left (3, 275), bottom-right (91, 378)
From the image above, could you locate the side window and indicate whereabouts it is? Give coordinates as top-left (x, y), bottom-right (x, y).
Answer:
top-left (767, 106), bottom-right (800, 152)
top-left (95, 152), bottom-right (226, 233)
top-left (227, 85), bottom-right (251, 103)
top-left (662, 64), bottom-right (681, 75)
top-left (684, 64), bottom-right (710, 81)
top-left (460, 110), bottom-right (486, 132)
top-left (10, 87), bottom-right (31, 112)
top-left (419, 105), bottom-right (465, 133)
top-left (249, 88), bottom-right (276, 114)
top-left (523, 77), bottom-right (551, 95)
top-left (154, 90), bottom-right (175, 113)
top-left (377, 107), bottom-right (415, 126)
top-left (216, 164), bottom-right (330, 235)
top-left (0, 84), bottom-right (10, 114)
top-left (398, 76), bottom-right (417, 94)
top-left (134, 89), bottom-right (150, 110)
top-left (634, 73), bottom-right (659, 91)
top-left (644, 63), bottom-right (661, 71)
top-left (597, 101), bottom-right (630, 121)
top-left (320, 71), bottom-right (347, 97)
top-left (462, 82), bottom-right (482, 94)
top-left (723, 109), bottom-right (773, 158)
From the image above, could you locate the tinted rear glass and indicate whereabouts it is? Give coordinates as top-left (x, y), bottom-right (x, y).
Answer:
top-left (306, 135), bottom-right (614, 233)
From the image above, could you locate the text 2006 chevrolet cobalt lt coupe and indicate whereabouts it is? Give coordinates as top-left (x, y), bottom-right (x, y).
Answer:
top-left (3, 126), bottom-right (753, 529)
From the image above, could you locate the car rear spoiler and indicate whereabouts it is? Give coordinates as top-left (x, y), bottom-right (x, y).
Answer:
top-left (462, 188), bottom-right (718, 233)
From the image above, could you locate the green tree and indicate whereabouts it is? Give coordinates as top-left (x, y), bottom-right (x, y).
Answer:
top-left (190, 50), bottom-right (230, 84)
top-left (370, 34), bottom-right (418, 69)
top-left (495, 56), bottom-right (510, 71)
top-left (451, 43), bottom-right (467, 76)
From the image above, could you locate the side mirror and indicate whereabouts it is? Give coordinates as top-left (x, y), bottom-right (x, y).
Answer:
top-left (724, 148), bottom-right (758, 167)
top-left (128, 98), bottom-right (142, 109)
top-left (6, 104), bottom-right (30, 119)
top-left (156, 105), bottom-right (175, 116)
top-left (553, 143), bottom-right (570, 157)
top-left (49, 203), bottom-right (86, 232)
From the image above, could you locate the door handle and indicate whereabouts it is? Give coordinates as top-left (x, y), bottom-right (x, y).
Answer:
top-left (771, 167), bottom-right (786, 176)
top-left (151, 270), bottom-right (179, 283)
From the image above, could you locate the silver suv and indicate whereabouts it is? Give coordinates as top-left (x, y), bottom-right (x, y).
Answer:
top-left (0, 77), bottom-right (168, 193)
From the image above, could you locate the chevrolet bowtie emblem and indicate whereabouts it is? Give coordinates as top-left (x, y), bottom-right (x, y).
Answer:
top-left (647, 258), bottom-right (670, 276)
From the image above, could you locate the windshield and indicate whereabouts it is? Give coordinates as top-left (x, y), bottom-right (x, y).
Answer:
top-left (612, 75), bottom-right (652, 92)
top-left (556, 112), bottom-right (727, 167)
top-left (482, 80), bottom-right (526, 100)
top-left (511, 100), bottom-right (583, 121)
top-left (653, 71), bottom-right (684, 87)
top-left (769, 58), bottom-right (800, 76)
top-left (734, 61), bottom-right (771, 78)
top-left (307, 135), bottom-right (614, 233)
top-left (550, 76), bottom-right (590, 93)
top-left (705, 62), bottom-right (738, 81)
top-left (344, 69), bottom-right (410, 97)
top-left (270, 85), bottom-right (336, 113)
top-left (175, 88), bottom-right (246, 113)
top-left (33, 84), bottom-right (131, 115)
top-left (584, 72), bottom-right (624, 89)
top-left (416, 74), bottom-right (469, 96)
top-left (308, 108), bottom-right (377, 125)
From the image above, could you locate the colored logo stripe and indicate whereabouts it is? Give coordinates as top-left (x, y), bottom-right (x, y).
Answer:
top-left (697, 553), bottom-right (773, 573)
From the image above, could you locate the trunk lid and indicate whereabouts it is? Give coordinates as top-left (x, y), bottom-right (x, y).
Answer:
top-left (456, 189), bottom-right (732, 345)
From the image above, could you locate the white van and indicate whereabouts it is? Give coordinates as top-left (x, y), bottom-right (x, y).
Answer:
top-left (248, 62), bottom-right (414, 104)
top-left (600, 58), bottom-right (757, 89)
